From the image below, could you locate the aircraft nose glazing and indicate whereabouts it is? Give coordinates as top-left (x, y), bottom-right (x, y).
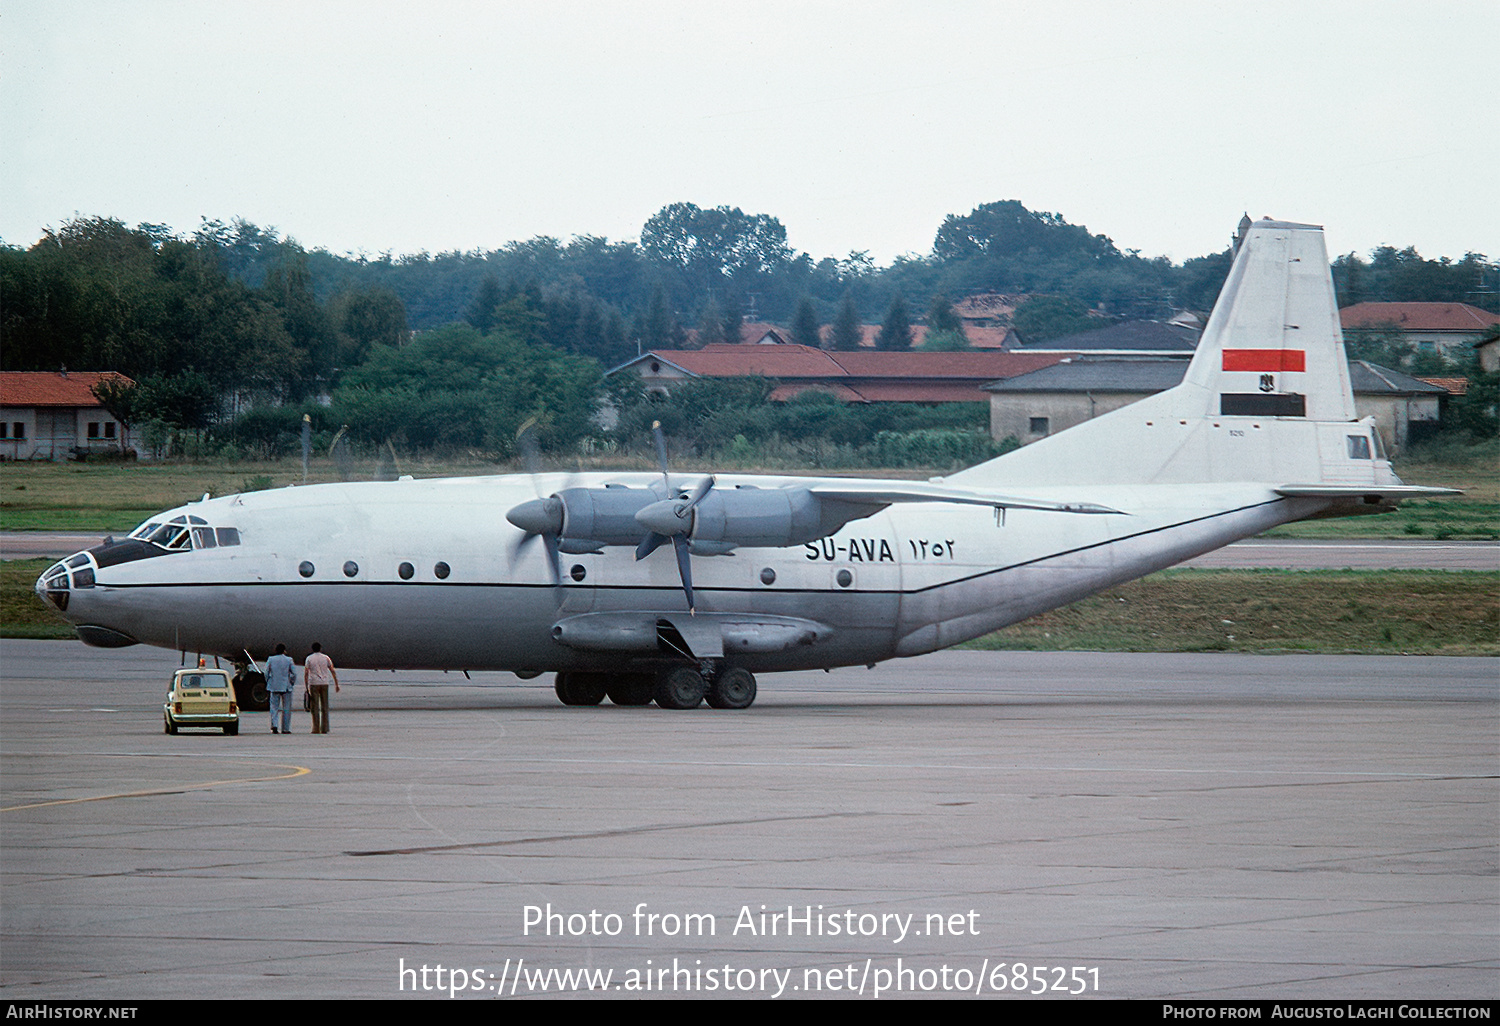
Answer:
top-left (35, 551), bottom-right (100, 613)
top-left (36, 561), bottom-right (72, 612)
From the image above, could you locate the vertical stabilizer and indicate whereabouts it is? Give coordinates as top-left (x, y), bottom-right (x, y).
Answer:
top-left (949, 217), bottom-right (1370, 488)
top-left (1181, 218), bottom-right (1356, 423)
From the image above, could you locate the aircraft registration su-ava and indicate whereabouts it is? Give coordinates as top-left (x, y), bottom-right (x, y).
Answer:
top-left (37, 218), bottom-right (1458, 710)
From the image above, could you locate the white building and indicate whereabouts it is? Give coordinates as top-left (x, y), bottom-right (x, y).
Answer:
top-left (0, 371), bottom-right (135, 460)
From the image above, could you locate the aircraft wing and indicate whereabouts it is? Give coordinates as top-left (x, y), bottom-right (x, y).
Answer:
top-left (806, 481), bottom-right (1124, 515)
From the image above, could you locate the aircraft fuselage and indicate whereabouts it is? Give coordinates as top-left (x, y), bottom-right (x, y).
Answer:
top-left (42, 471), bottom-right (1320, 673)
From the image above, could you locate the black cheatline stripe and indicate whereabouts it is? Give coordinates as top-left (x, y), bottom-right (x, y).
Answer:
top-left (100, 498), bottom-right (1286, 599)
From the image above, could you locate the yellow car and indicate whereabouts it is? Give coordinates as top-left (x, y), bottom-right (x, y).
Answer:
top-left (164, 668), bottom-right (240, 735)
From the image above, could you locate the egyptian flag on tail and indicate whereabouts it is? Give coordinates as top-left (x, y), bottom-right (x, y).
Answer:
top-left (1182, 217), bottom-right (1358, 422)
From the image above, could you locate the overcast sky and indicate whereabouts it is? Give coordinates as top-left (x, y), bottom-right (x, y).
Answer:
top-left (4, 1), bottom-right (1495, 267)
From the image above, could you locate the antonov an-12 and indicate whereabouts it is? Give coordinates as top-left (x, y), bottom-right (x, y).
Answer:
top-left (37, 218), bottom-right (1456, 709)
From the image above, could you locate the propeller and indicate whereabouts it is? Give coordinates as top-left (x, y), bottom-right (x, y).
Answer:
top-left (633, 421), bottom-right (713, 612)
top-left (505, 419), bottom-right (563, 591)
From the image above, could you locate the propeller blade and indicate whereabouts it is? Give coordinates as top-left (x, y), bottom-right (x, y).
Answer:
top-left (682, 474), bottom-right (715, 511)
top-left (508, 531), bottom-right (561, 586)
top-left (635, 531), bottom-right (667, 561)
top-left (672, 534), bottom-right (695, 612)
top-left (541, 533), bottom-right (562, 589)
top-left (516, 416), bottom-right (542, 476)
top-left (652, 420), bottom-right (671, 490)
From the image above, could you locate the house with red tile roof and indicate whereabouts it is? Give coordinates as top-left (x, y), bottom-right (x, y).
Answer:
top-left (695, 320), bottom-right (1018, 350)
top-left (1339, 302), bottom-right (1500, 355)
top-left (608, 344), bottom-right (1063, 405)
top-left (0, 371), bottom-right (135, 460)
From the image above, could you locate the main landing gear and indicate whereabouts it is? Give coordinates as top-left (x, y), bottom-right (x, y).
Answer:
top-left (554, 664), bottom-right (757, 710)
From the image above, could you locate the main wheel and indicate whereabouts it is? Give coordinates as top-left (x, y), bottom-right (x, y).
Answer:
top-left (224, 721), bottom-right (239, 736)
top-left (165, 714), bottom-right (178, 735)
top-left (554, 672), bottom-right (606, 706)
top-left (655, 666), bottom-right (706, 710)
top-left (707, 667), bottom-right (757, 709)
top-left (234, 671), bottom-right (270, 712)
top-left (606, 674), bottom-right (655, 706)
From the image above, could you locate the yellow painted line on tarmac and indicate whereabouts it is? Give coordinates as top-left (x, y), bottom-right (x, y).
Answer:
top-left (1, 763), bottom-right (311, 812)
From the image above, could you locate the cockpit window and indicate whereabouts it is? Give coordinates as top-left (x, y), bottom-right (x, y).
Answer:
top-left (130, 516), bottom-right (239, 550)
top-left (147, 523), bottom-right (191, 549)
top-left (1347, 435), bottom-right (1372, 460)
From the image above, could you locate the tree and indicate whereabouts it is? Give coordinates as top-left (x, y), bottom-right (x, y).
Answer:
top-left (876, 295), bottom-right (913, 351)
top-left (1012, 295), bottom-right (1106, 344)
top-left (829, 291), bottom-right (863, 351)
top-left (720, 291), bottom-right (744, 344)
top-left (641, 202), bottom-right (791, 277)
top-left (918, 329), bottom-right (971, 351)
top-left (933, 200), bottom-right (1118, 263)
top-left (466, 275), bottom-right (503, 334)
top-left (697, 298), bottom-right (727, 346)
top-left (333, 286), bottom-right (408, 366)
top-left (261, 253), bottom-right (336, 394)
top-left (790, 295), bottom-right (821, 347)
top-left (634, 283), bottom-right (684, 350)
top-left (926, 293), bottom-right (965, 340)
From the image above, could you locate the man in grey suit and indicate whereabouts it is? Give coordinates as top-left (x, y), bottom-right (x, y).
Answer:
top-left (265, 644), bottom-right (296, 734)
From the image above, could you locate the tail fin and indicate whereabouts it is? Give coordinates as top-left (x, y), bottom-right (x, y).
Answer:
top-left (951, 217), bottom-right (1381, 489)
top-left (1180, 217), bottom-right (1355, 423)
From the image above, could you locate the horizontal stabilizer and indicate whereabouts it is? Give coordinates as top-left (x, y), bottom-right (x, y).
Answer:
top-left (1275, 485), bottom-right (1462, 500)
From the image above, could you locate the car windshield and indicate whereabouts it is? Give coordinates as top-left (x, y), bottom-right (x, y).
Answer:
top-left (179, 673), bottom-right (229, 689)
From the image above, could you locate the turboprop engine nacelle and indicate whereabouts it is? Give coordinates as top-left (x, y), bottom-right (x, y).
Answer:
top-left (506, 485), bottom-right (663, 550)
top-left (509, 484), bottom-right (879, 554)
top-left (634, 486), bottom-right (874, 551)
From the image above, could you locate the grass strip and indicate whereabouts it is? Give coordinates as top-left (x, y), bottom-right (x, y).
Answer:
top-left (966, 568), bottom-right (1498, 655)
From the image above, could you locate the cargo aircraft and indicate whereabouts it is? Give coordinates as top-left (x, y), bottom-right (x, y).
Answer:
top-left (37, 218), bottom-right (1457, 710)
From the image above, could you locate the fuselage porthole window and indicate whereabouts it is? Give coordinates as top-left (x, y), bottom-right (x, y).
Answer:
top-left (343, 561), bottom-right (359, 578)
top-left (298, 561), bottom-right (315, 578)
top-left (760, 567), bottom-right (776, 585)
top-left (434, 561), bottom-right (451, 580)
top-left (398, 562), bottom-right (415, 580)
top-left (570, 564), bottom-right (587, 582)
top-left (836, 569), bottom-right (854, 588)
